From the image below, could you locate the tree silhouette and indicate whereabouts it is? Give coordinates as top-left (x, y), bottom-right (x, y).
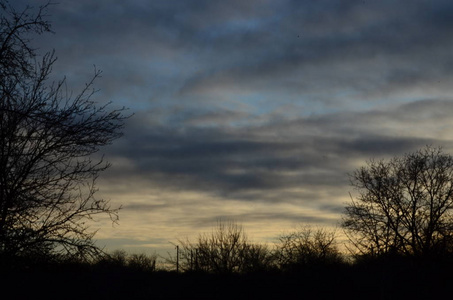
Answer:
top-left (343, 146), bottom-right (453, 259)
top-left (172, 221), bottom-right (275, 274)
top-left (0, 1), bottom-right (127, 260)
top-left (275, 226), bottom-right (343, 271)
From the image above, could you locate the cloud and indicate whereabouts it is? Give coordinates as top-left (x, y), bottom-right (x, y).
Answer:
top-left (23, 0), bottom-right (453, 117)
top-left (100, 98), bottom-right (453, 208)
top-left (11, 0), bottom-right (453, 252)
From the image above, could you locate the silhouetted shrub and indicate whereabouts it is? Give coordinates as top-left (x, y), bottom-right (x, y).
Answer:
top-left (128, 253), bottom-right (157, 272)
top-left (275, 226), bottom-right (344, 272)
top-left (95, 250), bottom-right (157, 273)
top-left (241, 243), bottom-right (277, 273)
top-left (171, 221), bottom-right (277, 274)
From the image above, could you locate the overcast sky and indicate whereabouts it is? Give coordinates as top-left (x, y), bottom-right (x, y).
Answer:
top-left (13, 0), bottom-right (453, 255)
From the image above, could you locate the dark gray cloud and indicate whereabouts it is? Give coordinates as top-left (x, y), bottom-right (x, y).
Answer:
top-left (101, 99), bottom-right (451, 204)
top-left (173, 0), bottom-right (453, 104)
top-left (187, 212), bottom-right (336, 229)
top-left (20, 0), bottom-right (453, 112)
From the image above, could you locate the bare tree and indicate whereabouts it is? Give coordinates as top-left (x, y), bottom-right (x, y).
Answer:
top-left (171, 221), bottom-right (274, 274)
top-left (241, 243), bottom-right (276, 273)
top-left (275, 226), bottom-right (343, 271)
top-left (96, 250), bottom-right (157, 272)
top-left (343, 146), bottom-right (453, 259)
top-left (176, 221), bottom-right (248, 273)
top-left (0, 1), bottom-right (127, 260)
top-left (0, 1), bottom-right (52, 81)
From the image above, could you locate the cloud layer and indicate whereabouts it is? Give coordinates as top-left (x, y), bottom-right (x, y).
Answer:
top-left (12, 0), bottom-right (453, 254)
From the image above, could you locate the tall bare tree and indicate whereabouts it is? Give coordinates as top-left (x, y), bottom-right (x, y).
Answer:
top-left (0, 1), bottom-right (127, 260)
top-left (343, 146), bottom-right (453, 259)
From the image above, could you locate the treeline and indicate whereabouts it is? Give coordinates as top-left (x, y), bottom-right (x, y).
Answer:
top-left (6, 219), bottom-right (453, 274)
top-left (0, 221), bottom-right (345, 274)
top-left (3, 222), bottom-right (453, 300)
top-left (168, 222), bottom-right (345, 274)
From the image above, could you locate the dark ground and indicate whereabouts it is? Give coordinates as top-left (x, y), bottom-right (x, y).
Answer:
top-left (3, 261), bottom-right (451, 299)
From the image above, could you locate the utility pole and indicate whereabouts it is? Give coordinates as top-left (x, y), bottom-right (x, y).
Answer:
top-left (176, 245), bottom-right (179, 273)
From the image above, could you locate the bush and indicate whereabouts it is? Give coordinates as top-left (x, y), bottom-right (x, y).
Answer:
top-left (172, 221), bottom-right (277, 274)
top-left (95, 250), bottom-right (157, 273)
top-left (275, 226), bottom-right (344, 271)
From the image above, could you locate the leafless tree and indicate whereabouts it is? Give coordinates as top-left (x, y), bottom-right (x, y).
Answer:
top-left (171, 221), bottom-right (275, 274)
top-left (275, 226), bottom-right (343, 270)
top-left (241, 243), bottom-right (276, 273)
top-left (0, 1), bottom-right (127, 260)
top-left (96, 250), bottom-right (157, 272)
top-left (343, 146), bottom-right (453, 259)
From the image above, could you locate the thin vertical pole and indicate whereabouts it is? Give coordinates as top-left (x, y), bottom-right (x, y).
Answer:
top-left (176, 245), bottom-right (179, 273)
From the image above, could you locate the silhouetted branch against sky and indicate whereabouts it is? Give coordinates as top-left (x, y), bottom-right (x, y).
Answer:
top-left (0, 0), bottom-right (128, 258)
top-left (9, 0), bottom-right (453, 255)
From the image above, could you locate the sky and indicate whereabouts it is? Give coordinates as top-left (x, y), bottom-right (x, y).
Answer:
top-left (11, 0), bottom-right (453, 257)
